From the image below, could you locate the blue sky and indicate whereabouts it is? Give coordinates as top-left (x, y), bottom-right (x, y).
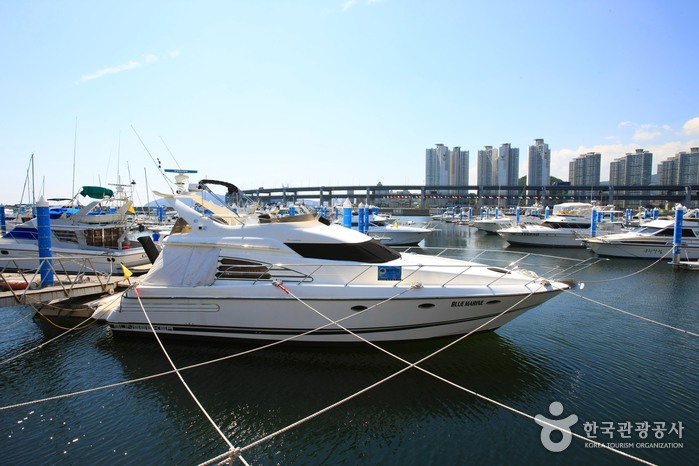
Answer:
top-left (2, 0), bottom-right (698, 204)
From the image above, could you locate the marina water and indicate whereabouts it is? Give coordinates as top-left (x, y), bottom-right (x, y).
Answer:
top-left (1, 219), bottom-right (697, 465)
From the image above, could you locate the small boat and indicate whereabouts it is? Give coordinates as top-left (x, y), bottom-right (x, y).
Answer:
top-left (367, 222), bottom-right (436, 246)
top-left (103, 179), bottom-right (580, 344)
top-left (497, 203), bottom-right (624, 248)
top-left (0, 187), bottom-right (150, 274)
top-left (585, 214), bottom-right (699, 259)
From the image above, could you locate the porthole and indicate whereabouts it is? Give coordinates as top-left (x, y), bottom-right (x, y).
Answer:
top-left (418, 303), bottom-right (435, 309)
top-left (351, 305), bottom-right (368, 312)
top-left (487, 267), bottom-right (510, 274)
top-left (486, 300), bottom-right (501, 305)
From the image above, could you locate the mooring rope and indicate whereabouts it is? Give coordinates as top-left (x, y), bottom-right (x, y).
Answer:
top-left (563, 288), bottom-right (699, 337)
top-left (581, 248), bottom-right (673, 283)
top-left (0, 311), bottom-right (34, 331)
top-left (131, 288), bottom-right (245, 463)
top-left (198, 280), bottom-right (655, 466)
top-left (0, 253), bottom-right (678, 465)
top-left (0, 309), bottom-right (96, 367)
top-left (0, 289), bottom-right (416, 411)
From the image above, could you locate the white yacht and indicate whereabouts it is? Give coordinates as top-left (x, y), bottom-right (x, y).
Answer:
top-left (103, 185), bottom-right (579, 344)
top-left (367, 222), bottom-right (435, 246)
top-left (471, 207), bottom-right (543, 234)
top-left (0, 188), bottom-right (150, 274)
top-left (585, 215), bottom-right (699, 259)
top-left (497, 203), bottom-right (624, 247)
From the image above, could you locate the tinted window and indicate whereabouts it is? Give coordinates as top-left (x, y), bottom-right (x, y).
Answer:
top-left (285, 239), bottom-right (401, 263)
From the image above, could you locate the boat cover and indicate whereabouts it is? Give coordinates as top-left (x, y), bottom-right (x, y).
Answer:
top-left (79, 186), bottom-right (114, 199)
top-left (140, 246), bottom-right (220, 287)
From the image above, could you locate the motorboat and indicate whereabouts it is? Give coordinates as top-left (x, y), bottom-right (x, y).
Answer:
top-left (102, 181), bottom-right (580, 344)
top-left (585, 214), bottom-right (699, 259)
top-left (497, 203), bottom-right (624, 247)
top-left (471, 207), bottom-right (543, 234)
top-left (367, 221), bottom-right (435, 246)
top-left (0, 187), bottom-right (150, 274)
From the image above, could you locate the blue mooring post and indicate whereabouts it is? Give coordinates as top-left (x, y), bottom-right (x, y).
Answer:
top-left (495, 207), bottom-right (499, 219)
top-left (290, 205), bottom-right (296, 216)
top-left (364, 205), bottom-right (369, 231)
top-left (672, 207), bottom-right (684, 265)
top-left (468, 207), bottom-right (472, 222)
top-left (0, 204), bottom-right (6, 235)
top-left (342, 198), bottom-right (352, 229)
top-left (516, 207), bottom-right (520, 226)
top-left (358, 203), bottom-right (365, 233)
top-left (480, 207), bottom-right (484, 220)
top-left (36, 197), bottom-right (53, 286)
top-left (654, 208), bottom-right (659, 220)
top-left (626, 209), bottom-right (631, 224)
top-left (591, 208), bottom-right (597, 238)
top-left (545, 206), bottom-right (550, 219)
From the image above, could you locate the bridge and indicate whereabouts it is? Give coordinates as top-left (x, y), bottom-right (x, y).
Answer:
top-left (249, 184), bottom-right (698, 207)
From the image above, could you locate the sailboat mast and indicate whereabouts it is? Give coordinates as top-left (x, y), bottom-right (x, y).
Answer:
top-left (69, 118), bottom-right (78, 213)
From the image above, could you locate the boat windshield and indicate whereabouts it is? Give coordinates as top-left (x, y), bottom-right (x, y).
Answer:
top-left (552, 205), bottom-right (592, 217)
top-left (284, 239), bottom-right (401, 263)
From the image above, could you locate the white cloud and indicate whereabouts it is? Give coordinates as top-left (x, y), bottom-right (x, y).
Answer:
top-left (78, 53), bottom-right (163, 83)
top-left (679, 117), bottom-right (699, 136)
top-left (618, 121), bottom-right (632, 127)
top-left (663, 124), bottom-right (673, 131)
top-left (342, 0), bottom-right (357, 11)
top-left (79, 60), bottom-right (142, 82)
top-left (168, 50), bottom-right (181, 57)
top-left (633, 129), bottom-right (662, 141)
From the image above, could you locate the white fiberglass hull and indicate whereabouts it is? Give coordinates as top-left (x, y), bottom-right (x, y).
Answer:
top-left (0, 244), bottom-right (150, 274)
top-left (372, 229), bottom-right (432, 246)
top-left (497, 229), bottom-right (586, 247)
top-left (586, 239), bottom-right (699, 260)
top-left (106, 283), bottom-right (564, 344)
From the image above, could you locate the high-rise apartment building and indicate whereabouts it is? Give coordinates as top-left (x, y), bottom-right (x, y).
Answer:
top-left (497, 143), bottom-right (519, 206)
top-left (425, 144), bottom-right (450, 186)
top-left (610, 148), bottom-right (653, 207)
top-left (425, 144), bottom-right (470, 203)
top-left (449, 146), bottom-right (470, 186)
top-left (477, 146), bottom-right (499, 205)
top-left (657, 147), bottom-right (699, 206)
top-left (528, 139), bottom-right (550, 186)
top-left (497, 143), bottom-right (519, 186)
top-left (569, 152), bottom-right (601, 186)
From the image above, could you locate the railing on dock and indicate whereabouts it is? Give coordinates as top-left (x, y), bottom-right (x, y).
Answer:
top-left (0, 257), bottom-right (124, 307)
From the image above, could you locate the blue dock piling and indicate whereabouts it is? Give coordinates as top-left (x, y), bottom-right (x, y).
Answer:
top-left (37, 197), bottom-right (53, 286)
top-left (672, 207), bottom-right (683, 265)
top-left (342, 199), bottom-right (352, 229)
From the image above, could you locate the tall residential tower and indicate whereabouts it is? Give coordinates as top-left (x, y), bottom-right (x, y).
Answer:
top-left (528, 139), bottom-right (550, 186)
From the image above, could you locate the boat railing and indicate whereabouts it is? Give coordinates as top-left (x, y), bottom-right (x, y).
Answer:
top-left (0, 256), bottom-right (119, 305)
top-left (238, 249), bottom-right (604, 289)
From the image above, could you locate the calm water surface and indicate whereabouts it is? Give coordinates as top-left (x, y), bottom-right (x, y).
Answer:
top-left (1, 218), bottom-right (697, 465)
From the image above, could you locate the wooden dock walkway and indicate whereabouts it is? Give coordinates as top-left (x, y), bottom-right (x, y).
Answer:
top-left (0, 274), bottom-right (131, 308)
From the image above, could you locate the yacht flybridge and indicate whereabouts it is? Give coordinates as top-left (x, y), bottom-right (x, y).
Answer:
top-left (103, 181), bottom-right (582, 344)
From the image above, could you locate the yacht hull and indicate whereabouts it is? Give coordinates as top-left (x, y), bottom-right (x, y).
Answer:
top-left (498, 230), bottom-right (585, 247)
top-left (106, 284), bottom-right (564, 344)
top-left (586, 240), bottom-right (699, 259)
